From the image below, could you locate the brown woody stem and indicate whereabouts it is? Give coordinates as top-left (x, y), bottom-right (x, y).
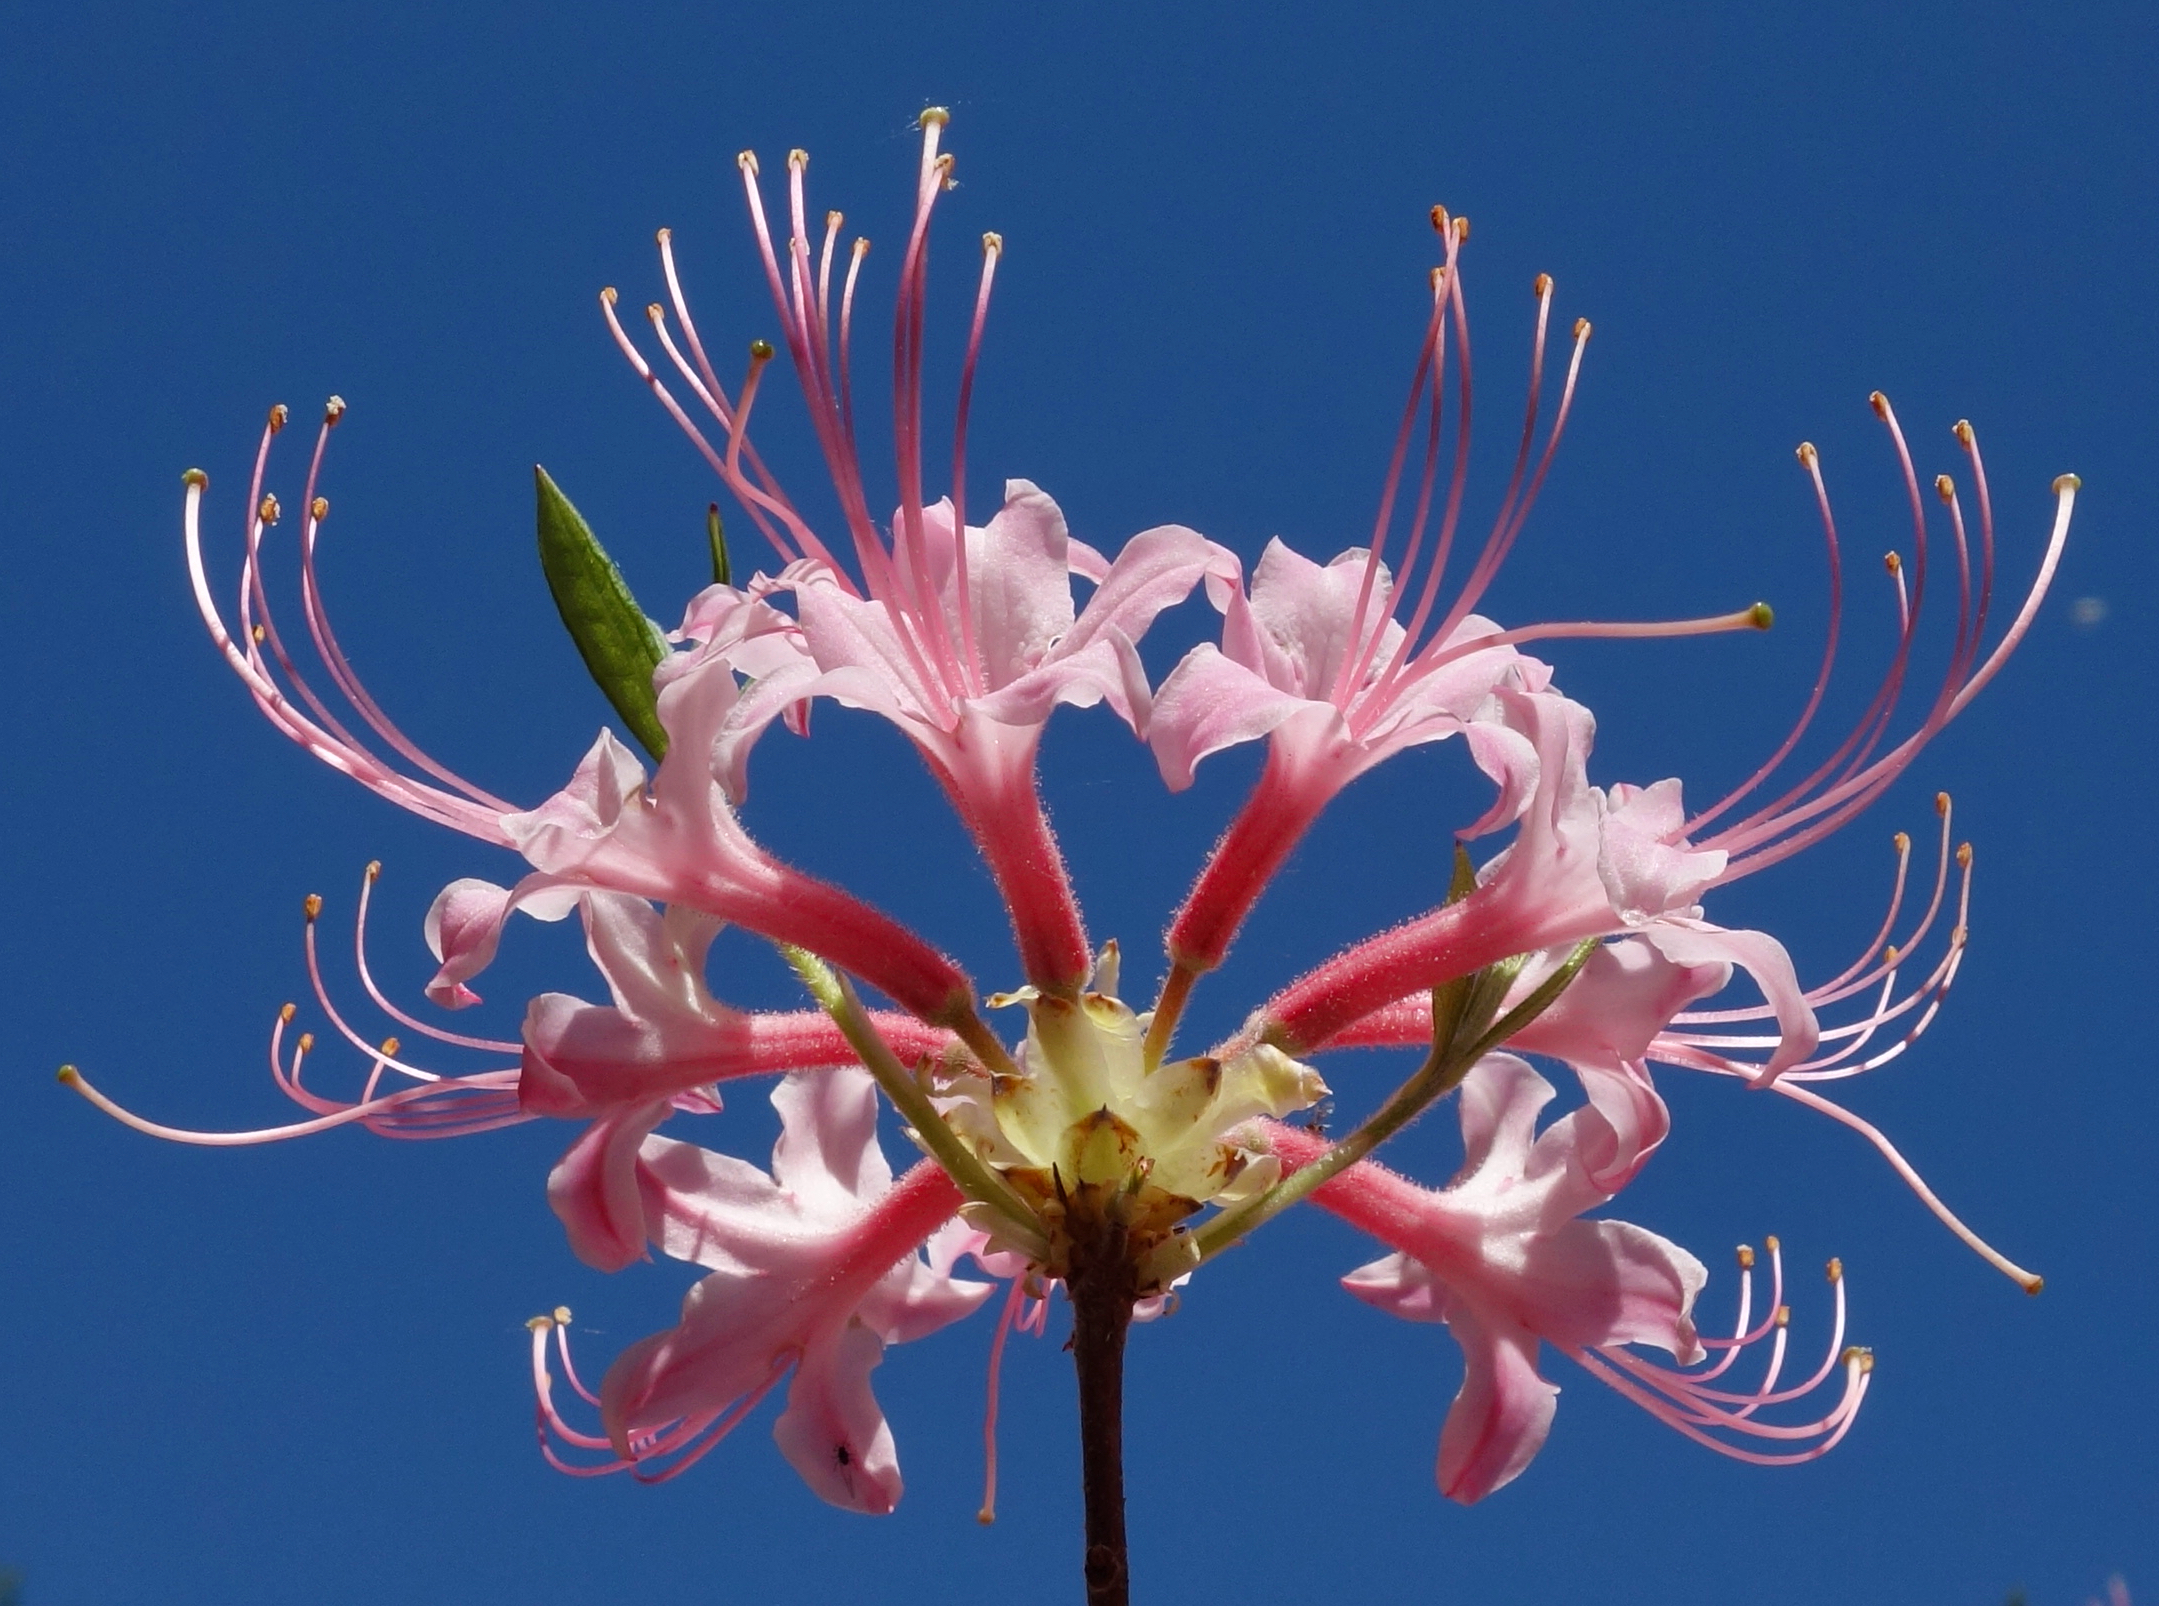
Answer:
top-left (1068, 1209), bottom-right (1137, 1606)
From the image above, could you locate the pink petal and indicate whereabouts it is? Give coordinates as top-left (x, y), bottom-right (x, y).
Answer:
top-left (1644, 918), bottom-right (1821, 1082)
top-left (1434, 1301), bottom-right (1559, 1504)
top-left (548, 1101), bottom-right (671, 1271)
top-left (772, 1319), bottom-right (903, 1514)
top-left (770, 1063), bottom-right (892, 1212)
top-left (421, 873), bottom-right (580, 1007)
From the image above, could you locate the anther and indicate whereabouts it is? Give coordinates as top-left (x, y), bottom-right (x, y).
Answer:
top-left (1868, 390), bottom-right (1891, 418)
top-left (2053, 473), bottom-right (2082, 494)
top-left (1826, 1257), bottom-right (1843, 1283)
top-left (268, 403), bottom-right (290, 433)
top-left (826, 210), bottom-right (842, 230)
top-left (1572, 316), bottom-right (1591, 341)
top-left (737, 150), bottom-right (759, 175)
top-left (1935, 474), bottom-right (1956, 503)
top-left (297, 1033), bottom-right (315, 1053)
top-left (554, 1305), bottom-right (573, 1324)
top-left (250, 625), bottom-right (265, 644)
top-left (1956, 842), bottom-right (1973, 869)
top-left (982, 231), bottom-right (1004, 255)
top-left (526, 1313), bottom-right (555, 1332)
top-left (1883, 945), bottom-right (1900, 966)
top-left (279, 1003), bottom-right (297, 1023)
top-left (1935, 792), bottom-right (1951, 816)
top-left (258, 494), bottom-right (281, 525)
top-left (750, 338), bottom-right (775, 361)
top-left (1429, 204), bottom-right (1450, 233)
top-left (1892, 831), bottom-right (1910, 853)
top-left (853, 237), bottom-right (871, 259)
top-left (379, 1037), bottom-right (400, 1058)
top-left (303, 894), bottom-right (323, 922)
top-left (1884, 551), bottom-right (1903, 575)
top-left (1737, 1244), bottom-right (1756, 1270)
top-left (1747, 602), bottom-right (1775, 630)
top-left (1841, 1345), bottom-right (1875, 1372)
top-left (324, 396), bottom-right (346, 425)
top-left (1952, 419), bottom-right (1975, 447)
top-left (365, 860), bottom-right (382, 881)
top-left (1796, 441), bottom-right (1818, 467)
top-left (919, 106), bottom-right (950, 127)
top-left (600, 286), bottom-right (620, 305)
top-left (182, 468), bottom-right (208, 489)
top-left (1454, 215), bottom-right (1471, 239)
top-left (656, 226), bottom-right (671, 245)
top-left (1533, 272), bottom-right (1553, 297)
top-left (646, 302), bottom-right (665, 324)
top-left (57, 1064), bottom-right (79, 1085)
top-left (310, 496), bottom-right (328, 520)
top-left (1765, 1234), bottom-right (1781, 1253)
top-left (1774, 1305), bottom-right (1792, 1328)
top-left (788, 148), bottom-right (809, 169)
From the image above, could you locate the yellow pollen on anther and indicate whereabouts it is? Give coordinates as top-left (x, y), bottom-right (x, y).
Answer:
top-left (1430, 204), bottom-right (1448, 232)
top-left (1956, 842), bottom-right (1974, 869)
top-left (1796, 441), bottom-right (1818, 467)
top-left (919, 106), bottom-right (950, 127)
top-left (982, 231), bottom-right (1004, 254)
top-left (737, 150), bottom-right (759, 175)
top-left (1842, 1345), bottom-right (1876, 1373)
top-left (379, 1038), bottom-right (400, 1058)
top-left (297, 1033), bottom-right (315, 1053)
top-left (1533, 272), bottom-right (1553, 297)
top-left (250, 625), bottom-right (265, 644)
top-left (1868, 390), bottom-right (1890, 418)
top-left (1774, 1305), bottom-right (1791, 1328)
top-left (2054, 473), bottom-right (2082, 494)
top-left (1893, 830), bottom-right (1910, 853)
top-left (645, 302), bottom-right (664, 323)
top-left (1884, 551), bottom-right (1903, 575)
top-left (269, 403), bottom-right (290, 433)
top-left (853, 237), bottom-right (871, 259)
top-left (1737, 1244), bottom-right (1756, 1270)
top-left (1826, 1257), bottom-right (1843, 1283)
top-left (365, 860), bottom-right (382, 881)
top-left (1935, 474), bottom-right (1956, 503)
top-left (1765, 1234), bottom-right (1781, 1253)
top-left (279, 1003), bottom-right (297, 1023)
top-left (1884, 945), bottom-right (1900, 966)
top-left (303, 894), bottom-right (323, 922)
top-left (1952, 419), bottom-right (1975, 447)
top-left (183, 468), bottom-right (209, 489)
top-left (1935, 791), bottom-right (1951, 816)
top-left (1572, 317), bottom-right (1591, 341)
top-left (1454, 215), bottom-right (1471, 239)
top-left (826, 210), bottom-right (843, 230)
top-left (600, 286), bottom-right (619, 305)
top-left (526, 1314), bottom-right (555, 1332)
top-left (554, 1305), bottom-right (573, 1324)
top-left (656, 226), bottom-right (672, 245)
top-left (258, 494), bottom-right (281, 525)
top-left (324, 396), bottom-right (346, 425)
top-left (310, 497), bottom-right (328, 520)
top-left (788, 148), bottom-right (809, 169)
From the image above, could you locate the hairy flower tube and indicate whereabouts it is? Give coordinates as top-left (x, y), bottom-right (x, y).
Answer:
top-left (62, 109), bottom-right (2079, 1606)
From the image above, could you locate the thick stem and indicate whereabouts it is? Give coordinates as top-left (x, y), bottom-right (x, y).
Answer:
top-left (1068, 1212), bottom-right (1137, 1606)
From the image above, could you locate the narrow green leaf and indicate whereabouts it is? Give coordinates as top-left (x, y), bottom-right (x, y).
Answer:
top-left (535, 465), bottom-right (670, 760)
top-left (706, 502), bottom-right (732, 587)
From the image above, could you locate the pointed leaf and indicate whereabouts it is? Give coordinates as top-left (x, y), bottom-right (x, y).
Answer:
top-left (536, 466), bottom-right (670, 760)
top-left (707, 502), bottom-right (732, 587)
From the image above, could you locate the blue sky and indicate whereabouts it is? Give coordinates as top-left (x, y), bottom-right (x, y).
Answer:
top-left (1, 3), bottom-right (2152, 1603)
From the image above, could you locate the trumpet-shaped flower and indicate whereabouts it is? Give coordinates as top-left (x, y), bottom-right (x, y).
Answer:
top-left (1267, 1055), bottom-right (1869, 1502)
top-left (537, 1065), bottom-right (994, 1510)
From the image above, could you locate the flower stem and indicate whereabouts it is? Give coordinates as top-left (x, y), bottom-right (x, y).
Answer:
top-left (1067, 1206), bottom-right (1137, 1606)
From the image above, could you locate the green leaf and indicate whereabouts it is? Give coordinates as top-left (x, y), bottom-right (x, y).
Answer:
top-left (535, 465), bottom-right (670, 760)
top-left (707, 502), bottom-right (732, 587)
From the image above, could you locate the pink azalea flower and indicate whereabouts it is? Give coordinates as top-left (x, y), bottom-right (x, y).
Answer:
top-left (174, 405), bottom-right (975, 1029)
top-left (532, 1065), bottom-right (995, 1511)
top-left (596, 113), bottom-right (1230, 993)
top-left (1266, 1055), bottom-right (1871, 1503)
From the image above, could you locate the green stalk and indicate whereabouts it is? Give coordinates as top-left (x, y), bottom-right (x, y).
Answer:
top-left (783, 948), bottom-right (1047, 1253)
top-left (1181, 937), bottom-right (1600, 1267)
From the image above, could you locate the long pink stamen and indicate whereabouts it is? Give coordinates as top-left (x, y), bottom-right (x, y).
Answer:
top-left (950, 233), bottom-right (1003, 700)
top-left (977, 1274), bottom-right (1027, 1524)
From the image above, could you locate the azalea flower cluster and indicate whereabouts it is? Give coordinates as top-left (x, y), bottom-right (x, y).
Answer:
top-left (66, 110), bottom-right (2076, 1598)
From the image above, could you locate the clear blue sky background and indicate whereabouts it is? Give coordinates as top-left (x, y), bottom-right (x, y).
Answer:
top-left (2, 3), bottom-right (2151, 1603)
